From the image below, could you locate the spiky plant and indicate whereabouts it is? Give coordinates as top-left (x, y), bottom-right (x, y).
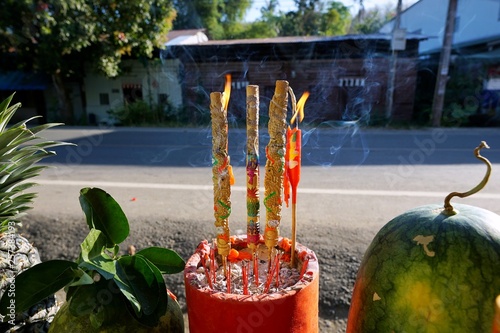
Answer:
top-left (0, 94), bottom-right (66, 332)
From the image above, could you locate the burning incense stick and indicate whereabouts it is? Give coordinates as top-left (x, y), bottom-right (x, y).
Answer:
top-left (246, 85), bottom-right (260, 283)
top-left (264, 80), bottom-right (289, 264)
top-left (210, 88), bottom-right (232, 274)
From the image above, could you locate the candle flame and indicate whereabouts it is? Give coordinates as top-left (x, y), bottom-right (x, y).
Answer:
top-left (223, 74), bottom-right (231, 111)
top-left (291, 91), bottom-right (309, 125)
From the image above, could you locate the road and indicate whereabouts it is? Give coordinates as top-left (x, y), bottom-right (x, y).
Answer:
top-left (31, 126), bottom-right (500, 236)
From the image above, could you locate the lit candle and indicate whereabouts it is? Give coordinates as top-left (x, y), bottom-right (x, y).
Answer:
top-left (285, 91), bottom-right (309, 267)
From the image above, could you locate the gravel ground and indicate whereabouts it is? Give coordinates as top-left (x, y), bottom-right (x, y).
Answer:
top-left (20, 213), bottom-right (375, 333)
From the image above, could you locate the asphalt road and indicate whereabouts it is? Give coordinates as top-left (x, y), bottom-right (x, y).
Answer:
top-left (31, 126), bottom-right (500, 235)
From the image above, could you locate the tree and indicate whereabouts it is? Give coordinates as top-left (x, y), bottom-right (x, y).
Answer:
top-left (173, 0), bottom-right (252, 40)
top-left (350, 6), bottom-right (394, 34)
top-left (321, 2), bottom-right (352, 36)
top-left (0, 0), bottom-right (175, 124)
top-left (273, 0), bottom-right (351, 37)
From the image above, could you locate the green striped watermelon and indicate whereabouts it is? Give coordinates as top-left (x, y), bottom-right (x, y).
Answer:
top-left (348, 141), bottom-right (500, 332)
top-left (347, 203), bottom-right (500, 332)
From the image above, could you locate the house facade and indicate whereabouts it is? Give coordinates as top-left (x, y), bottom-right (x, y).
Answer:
top-left (381, 0), bottom-right (500, 123)
top-left (381, 0), bottom-right (500, 56)
top-left (163, 34), bottom-right (425, 124)
top-left (83, 29), bottom-right (208, 124)
top-left (2, 29), bottom-right (425, 125)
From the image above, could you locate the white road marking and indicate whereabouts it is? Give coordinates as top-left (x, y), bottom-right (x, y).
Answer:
top-left (37, 179), bottom-right (500, 199)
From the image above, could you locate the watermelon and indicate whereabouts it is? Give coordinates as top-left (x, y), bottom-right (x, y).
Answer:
top-left (347, 141), bottom-right (500, 332)
top-left (347, 203), bottom-right (500, 332)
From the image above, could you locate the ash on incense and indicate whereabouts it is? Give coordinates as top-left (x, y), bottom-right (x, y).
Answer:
top-left (185, 235), bottom-right (317, 295)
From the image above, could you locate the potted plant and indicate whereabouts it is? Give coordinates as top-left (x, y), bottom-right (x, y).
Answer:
top-left (0, 187), bottom-right (185, 332)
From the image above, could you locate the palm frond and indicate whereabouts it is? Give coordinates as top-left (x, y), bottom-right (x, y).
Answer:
top-left (0, 93), bottom-right (70, 230)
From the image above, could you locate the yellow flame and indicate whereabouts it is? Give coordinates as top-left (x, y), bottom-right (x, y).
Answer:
top-left (291, 91), bottom-right (309, 125)
top-left (223, 74), bottom-right (231, 111)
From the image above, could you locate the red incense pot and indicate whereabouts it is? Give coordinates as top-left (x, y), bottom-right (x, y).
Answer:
top-left (184, 236), bottom-right (319, 333)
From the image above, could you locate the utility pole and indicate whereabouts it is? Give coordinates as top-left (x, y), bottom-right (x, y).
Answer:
top-left (431, 0), bottom-right (458, 127)
top-left (385, 0), bottom-right (403, 122)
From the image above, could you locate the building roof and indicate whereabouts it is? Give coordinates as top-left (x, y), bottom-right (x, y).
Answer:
top-left (196, 32), bottom-right (428, 46)
top-left (165, 29), bottom-right (208, 46)
top-left (162, 33), bottom-right (427, 62)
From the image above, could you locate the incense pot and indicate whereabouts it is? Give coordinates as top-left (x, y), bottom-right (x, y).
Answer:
top-left (184, 236), bottom-right (319, 333)
top-left (186, 79), bottom-right (318, 332)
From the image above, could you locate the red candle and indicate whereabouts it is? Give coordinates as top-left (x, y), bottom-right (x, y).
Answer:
top-left (284, 127), bottom-right (301, 206)
top-left (285, 91), bottom-right (309, 268)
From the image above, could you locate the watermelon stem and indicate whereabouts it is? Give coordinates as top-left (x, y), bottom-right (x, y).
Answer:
top-left (444, 141), bottom-right (491, 213)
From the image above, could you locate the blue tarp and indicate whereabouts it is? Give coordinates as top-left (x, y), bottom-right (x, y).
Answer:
top-left (0, 71), bottom-right (49, 90)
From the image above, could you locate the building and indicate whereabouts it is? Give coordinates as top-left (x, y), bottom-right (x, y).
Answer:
top-left (380, 0), bottom-right (500, 57)
top-left (1, 29), bottom-right (426, 125)
top-left (83, 29), bottom-right (208, 125)
top-left (163, 33), bottom-right (426, 124)
top-left (381, 0), bottom-right (500, 124)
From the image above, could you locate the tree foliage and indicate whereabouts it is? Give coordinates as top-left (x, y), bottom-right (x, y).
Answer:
top-left (0, 0), bottom-right (175, 124)
top-left (278, 0), bottom-right (351, 36)
top-left (173, 0), bottom-right (252, 39)
top-left (350, 5), bottom-right (395, 34)
top-left (173, 0), bottom-right (351, 39)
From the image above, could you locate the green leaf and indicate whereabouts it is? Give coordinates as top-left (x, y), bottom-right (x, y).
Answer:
top-left (68, 284), bottom-right (100, 317)
top-left (0, 260), bottom-right (80, 315)
top-left (0, 94), bottom-right (19, 132)
top-left (79, 188), bottom-right (129, 246)
top-left (90, 305), bottom-right (106, 329)
top-left (136, 247), bottom-right (185, 274)
top-left (79, 253), bottom-right (116, 281)
top-left (129, 258), bottom-right (168, 327)
top-left (78, 229), bottom-right (116, 279)
top-left (80, 228), bottom-right (109, 261)
top-left (114, 255), bottom-right (160, 317)
top-left (69, 270), bottom-right (94, 287)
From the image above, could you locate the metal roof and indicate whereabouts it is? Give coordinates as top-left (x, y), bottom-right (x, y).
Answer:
top-left (196, 33), bottom-right (428, 46)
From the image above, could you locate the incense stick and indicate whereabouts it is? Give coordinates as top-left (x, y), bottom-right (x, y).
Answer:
top-left (264, 80), bottom-right (289, 264)
top-left (210, 91), bottom-right (231, 274)
top-left (246, 85), bottom-right (261, 284)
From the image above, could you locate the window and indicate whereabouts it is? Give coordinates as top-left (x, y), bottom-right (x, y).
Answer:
top-left (99, 93), bottom-right (110, 106)
top-left (158, 93), bottom-right (169, 105)
top-left (122, 84), bottom-right (143, 103)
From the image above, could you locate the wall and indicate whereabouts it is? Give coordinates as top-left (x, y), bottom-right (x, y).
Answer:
top-left (84, 59), bottom-right (183, 124)
top-left (180, 55), bottom-right (418, 124)
top-left (381, 0), bottom-right (500, 54)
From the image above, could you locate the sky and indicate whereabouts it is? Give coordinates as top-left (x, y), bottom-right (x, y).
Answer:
top-left (245, 0), bottom-right (420, 22)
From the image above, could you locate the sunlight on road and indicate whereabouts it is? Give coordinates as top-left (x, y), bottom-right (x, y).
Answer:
top-left (36, 179), bottom-right (500, 200)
